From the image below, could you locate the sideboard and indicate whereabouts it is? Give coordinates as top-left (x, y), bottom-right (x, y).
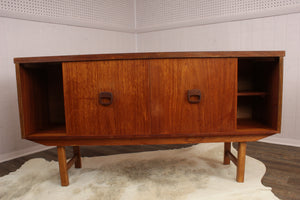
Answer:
top-left (14, 51), bottom-right (284, 186)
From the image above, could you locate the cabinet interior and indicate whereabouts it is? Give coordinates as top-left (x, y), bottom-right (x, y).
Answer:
top-left (20, 63), bottom-right (66, 135)
top-left (237, 58), bottom-right (280, 130)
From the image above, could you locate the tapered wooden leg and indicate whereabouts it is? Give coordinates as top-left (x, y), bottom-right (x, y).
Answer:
top-left (73, 146), bottom-right (82, 168)
top-left (223, 142), bottom-right (231, 165)
top-left (57, 146), bottom-right (69, 186)
top-left (236, 142), bottom-right (247, 182)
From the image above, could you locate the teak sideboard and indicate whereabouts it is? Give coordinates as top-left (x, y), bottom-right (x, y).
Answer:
top-left (14, 51), bottom-right (284, 186)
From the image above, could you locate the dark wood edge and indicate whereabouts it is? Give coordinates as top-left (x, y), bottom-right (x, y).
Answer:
top-left (14, 51), bottom-right (285, 64)
top-left (28, 134), bottom-right (273, 146)
top-left (237, 92), bottom-right (268, 96)
top-left (15, 64), bottom-right (26, 138)
top-left (277, 57), bottom-right (284, 131)
top-left (25, 129), bottom-right (279, 140)
top-left (234, 59), bottom-right (238, 130)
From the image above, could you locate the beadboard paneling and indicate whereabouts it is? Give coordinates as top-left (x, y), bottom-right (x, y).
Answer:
top-left (136, 0), bottom-right (300, 32)
top-left (0, 0), bottom-right (135, 32)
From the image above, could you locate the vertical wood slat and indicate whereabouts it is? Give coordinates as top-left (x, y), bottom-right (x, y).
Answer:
top-left (15, 64), bottom-right (26, 138)
top-left (237, 142), bottom-right (247, 182)
top-left (73, 146), bottom-right (82, 168)
top-left (223, 142), bottom-right (231, 165)
top-left (57, 146), bottom-right (69, 186)
top-left (277, 57), bottom-right (284, 131)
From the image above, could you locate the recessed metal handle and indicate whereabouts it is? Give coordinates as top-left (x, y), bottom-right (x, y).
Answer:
top-left (187, 89), bottom-right (201, 104)
top-left (99, 92), bottom-right (113, 106)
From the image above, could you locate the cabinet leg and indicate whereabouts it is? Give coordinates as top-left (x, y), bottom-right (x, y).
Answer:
top-left (223, 142), bottom-right (231, 165)
top-left (73, 146), bottom-right (82, 168)
top-left (57, 146), bottom-right (69, 186)
top-left (236, 142), bottom-right (247, 183)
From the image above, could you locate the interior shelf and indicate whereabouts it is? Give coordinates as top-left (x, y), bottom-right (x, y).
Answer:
top-left (237, 119), bottom-right (272, 130)
top-left (33, 125), bottom-right (66, 134)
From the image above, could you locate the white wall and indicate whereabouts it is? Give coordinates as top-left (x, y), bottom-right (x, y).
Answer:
top-left (137, 13), bottom-right (300, 147)
top-left (0, 17), bottom-right (136, 162)
top-left (135, 0), bottom-right (300, 32)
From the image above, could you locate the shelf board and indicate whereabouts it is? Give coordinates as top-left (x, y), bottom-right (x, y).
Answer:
top-left (29, 125), bottom-right (66, 136)
top-left (237, 119), bottom-right (274, 130)
top-left (238, 91), bottom-right (268, 96)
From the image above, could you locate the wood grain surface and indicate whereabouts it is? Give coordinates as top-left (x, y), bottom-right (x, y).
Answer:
top-left (63, 60), bottom-right (151, 137)
top-left (150, 58), bottom-right (237, 135)
top-left (236, 142), bottom-right (247, 182)
top-left (57, 146), bottom-right (69, 186)
top-left (28, 134), bottom-right (273, 146)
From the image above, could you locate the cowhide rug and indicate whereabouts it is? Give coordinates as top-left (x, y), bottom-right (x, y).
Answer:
top-left (0, 143), bottom-right (280, 200)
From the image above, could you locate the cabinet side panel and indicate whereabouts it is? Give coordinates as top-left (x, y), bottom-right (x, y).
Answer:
top-left (15, 64), bottom-right (26, 138)
top-left (273, 57), bottom-right (283, 131)
top-left (256, 58), bottom-right (282, 131)
top-left (277, 57), bottom-right (283, 131)
top-left (150, 58), bottom-right (237, 135)
top-left (63, 60), bottom-right (151, 136)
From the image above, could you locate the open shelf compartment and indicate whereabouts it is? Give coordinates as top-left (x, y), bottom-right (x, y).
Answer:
top-left (19, 62), bottom-right (66, 136)
top-left (237, 57), bottom-right (281, 131)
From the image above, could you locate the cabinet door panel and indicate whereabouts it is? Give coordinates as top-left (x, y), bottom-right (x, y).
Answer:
top-left (150, 58), bottom-right (237, 135)
top-left (63, 60), bottom-right (150, 136)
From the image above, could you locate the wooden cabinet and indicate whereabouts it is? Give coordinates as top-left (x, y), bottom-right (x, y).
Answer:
top-left (14, 51), bottom-right (284, 186)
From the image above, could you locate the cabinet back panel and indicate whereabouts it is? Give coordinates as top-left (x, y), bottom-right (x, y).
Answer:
top-left (150, 58), bottom-right (237, 135)
top-left (63, 60), bottom-right (151, 136)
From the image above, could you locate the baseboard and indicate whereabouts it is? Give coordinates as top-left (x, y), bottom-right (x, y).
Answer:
top-left (259, 137), bottom-right (300, 147)
top-left (0, 145), bottom-right (54, 163)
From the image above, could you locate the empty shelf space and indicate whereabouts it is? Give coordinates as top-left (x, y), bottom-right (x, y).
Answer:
top-left (237, 57), bottom-right (281, 131)
top-left (238, 58), bottom-right (279, 93)
top-left (237, 95), bottom-right (279, 131)
top-left (19, 62), bottom-right (66, 136)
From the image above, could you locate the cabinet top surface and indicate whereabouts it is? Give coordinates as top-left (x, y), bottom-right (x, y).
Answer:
top-left (14, 51), bottom-right (285, 64)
